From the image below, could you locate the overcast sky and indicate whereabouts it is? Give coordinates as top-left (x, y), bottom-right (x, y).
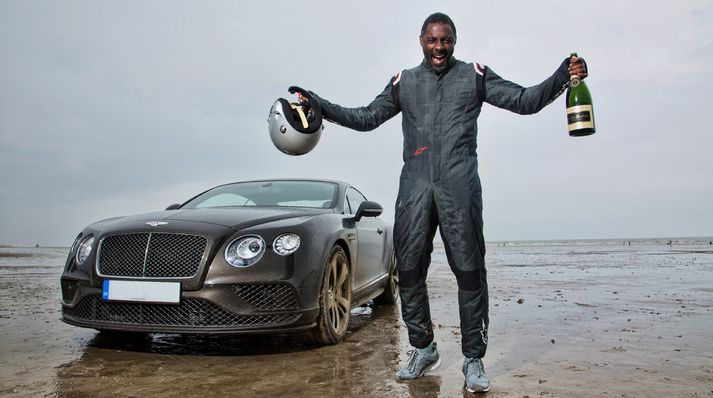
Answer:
top-left (1, 1), bottom-right (711, 246)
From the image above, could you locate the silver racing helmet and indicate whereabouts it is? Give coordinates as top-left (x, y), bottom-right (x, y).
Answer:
top-left (268, 86), bottom-right (324, 156)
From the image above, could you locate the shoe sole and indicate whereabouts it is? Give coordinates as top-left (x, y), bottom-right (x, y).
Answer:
top-left (465, 384), bottom-right (491, 393)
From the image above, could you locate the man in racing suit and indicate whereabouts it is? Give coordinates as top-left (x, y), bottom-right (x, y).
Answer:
top-left (304, 12), bottom-right (588, 393)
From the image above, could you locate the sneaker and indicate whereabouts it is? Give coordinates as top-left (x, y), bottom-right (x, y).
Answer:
top-left (463, 357), bottom-right (491, 393)
top-left (395, 342), bottom-right (442, 380)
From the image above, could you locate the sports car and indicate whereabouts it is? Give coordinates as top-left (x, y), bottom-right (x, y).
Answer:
top-left (60, 179), bottom-right (398, 345)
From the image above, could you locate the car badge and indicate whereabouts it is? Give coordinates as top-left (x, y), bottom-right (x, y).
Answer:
top-left (146, 221), bottom-right (168, 227)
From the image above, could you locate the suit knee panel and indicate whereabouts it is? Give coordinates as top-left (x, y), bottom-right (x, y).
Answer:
top-left (454, 269), bottom-right (482, 291)
top-left (399, 269), bottom-right (422, 288)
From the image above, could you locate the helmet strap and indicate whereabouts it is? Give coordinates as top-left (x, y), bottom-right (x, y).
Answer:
top-left (290, 104), bottom-right (309, 129)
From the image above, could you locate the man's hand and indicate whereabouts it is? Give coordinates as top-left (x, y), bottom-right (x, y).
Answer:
top-left (568, 56), bottom-right (588, 80)
top-left (288, 85), bottom-right (312, 111)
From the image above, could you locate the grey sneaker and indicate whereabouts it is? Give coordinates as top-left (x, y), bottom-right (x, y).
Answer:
top-left (463, 357), bottom-right (491, 393)
top-left (395, 342), bottom-right (442, 380)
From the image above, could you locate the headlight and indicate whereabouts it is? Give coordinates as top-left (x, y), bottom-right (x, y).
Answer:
top-left (75, 235), bottom-right (95, 265)
top-left (225, 235), bottom-right (265, 267)
top-left (273, 233), bottom-right (300, 256)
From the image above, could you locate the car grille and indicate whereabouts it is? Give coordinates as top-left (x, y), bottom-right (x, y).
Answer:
top-left (97, 233), bottom-right (207, 278)
top-left (64, 296), bottom-right (299, 328)
top-left (233, 283), bottom-right (299, 310)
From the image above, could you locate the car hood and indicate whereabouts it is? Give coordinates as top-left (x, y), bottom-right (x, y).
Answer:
top-left (88, 207), bottom-right (330, 233)
top-left (166, 207), bottom-right (330, 229)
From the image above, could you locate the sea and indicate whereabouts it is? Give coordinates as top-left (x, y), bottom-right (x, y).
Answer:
top-left (2, 237), bottom-right (712, 272)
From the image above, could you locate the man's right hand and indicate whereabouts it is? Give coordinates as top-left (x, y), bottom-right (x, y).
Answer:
top-left (289, 86), bottom-right (312, 112)
top-left (568, 56), bottom-right (588, 80)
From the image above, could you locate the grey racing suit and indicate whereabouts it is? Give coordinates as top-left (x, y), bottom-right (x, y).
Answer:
top-left (311, 56), bottom-right (571, 358)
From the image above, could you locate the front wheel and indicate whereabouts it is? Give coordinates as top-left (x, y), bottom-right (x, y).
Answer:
top-left (374, 251), bottom-right (398, 305)
top-left (305, 245), bottom-right (352, 345)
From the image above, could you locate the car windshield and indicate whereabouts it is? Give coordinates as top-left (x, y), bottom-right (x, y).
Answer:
top-left (182, 180), bottom-right (338, 209)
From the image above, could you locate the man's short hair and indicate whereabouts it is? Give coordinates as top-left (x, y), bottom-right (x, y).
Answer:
top-left (421, 12), bottom-right (457, 38)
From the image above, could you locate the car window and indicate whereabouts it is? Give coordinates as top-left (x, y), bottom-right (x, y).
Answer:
top-left (183, 181), bottom-right (338, 209)
top-left (345, 187), bottom-right (367, 215)
top-left (195, 193), bottom-right (255, 208)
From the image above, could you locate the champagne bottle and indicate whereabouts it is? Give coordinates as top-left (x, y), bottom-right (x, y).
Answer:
top-left (566, 52), bottom-right (595, 137)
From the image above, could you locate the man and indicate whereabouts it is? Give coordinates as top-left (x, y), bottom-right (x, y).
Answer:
top-left (300, 12), bottom-right (588, 393)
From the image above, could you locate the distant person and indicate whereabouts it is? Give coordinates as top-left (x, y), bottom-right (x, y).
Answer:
top-left (295, 12), bottom-right (588, 393)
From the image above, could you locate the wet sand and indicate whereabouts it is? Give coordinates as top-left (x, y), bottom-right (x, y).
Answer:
top-left (1, 240), bottom-right (712, 397)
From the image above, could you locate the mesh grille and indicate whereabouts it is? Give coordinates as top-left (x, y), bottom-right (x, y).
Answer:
top-left (144, 234), bottom-right (206, 277)
top-left (233, 283), bottom-right (298, 310)
top-left (98, 233), bottom-right (207, 278)
top-left (98, 233), bottom-right (148, 277)
top-left (64, 296), bottom-right (299, 328)
top-left (61, 279), bottom-right (79, 302)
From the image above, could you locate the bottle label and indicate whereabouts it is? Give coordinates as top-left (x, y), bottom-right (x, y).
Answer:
top-left (567, 104), bottom-right (594, 131)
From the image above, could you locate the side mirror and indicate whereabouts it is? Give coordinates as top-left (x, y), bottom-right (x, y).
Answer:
top-left (354, 200), bottom-right (383, 222)
top-left (165, 203), bottom-right (181, 210)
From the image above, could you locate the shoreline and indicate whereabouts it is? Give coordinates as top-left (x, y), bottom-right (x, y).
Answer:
top-left (2, 235), bottom-right (712, 249)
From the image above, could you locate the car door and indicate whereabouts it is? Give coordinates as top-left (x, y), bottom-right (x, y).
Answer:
top-left (345, 187), bottom-right (386, 289)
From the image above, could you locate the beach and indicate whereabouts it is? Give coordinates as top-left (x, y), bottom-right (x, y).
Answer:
top-left (1, 239), bottom-right (711, 397)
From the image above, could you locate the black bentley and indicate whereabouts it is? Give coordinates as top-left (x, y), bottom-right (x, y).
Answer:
top-left (60, 179), bottom-right (398, 345)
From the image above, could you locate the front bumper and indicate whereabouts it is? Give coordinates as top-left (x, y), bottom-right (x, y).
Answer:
top-left (60, 278), bottom-right (320, 334)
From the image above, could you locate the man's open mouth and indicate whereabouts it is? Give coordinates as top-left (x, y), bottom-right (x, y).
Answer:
top-left (432, 53), bottom-right (447, 67)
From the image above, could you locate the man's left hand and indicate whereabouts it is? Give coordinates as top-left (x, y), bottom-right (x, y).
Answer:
top-left (568, 56), bottom-right (588, 80)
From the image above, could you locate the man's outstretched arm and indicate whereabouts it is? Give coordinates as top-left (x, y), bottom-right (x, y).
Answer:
top-left (483, 56), bottom-right (588, 115)
top-left (308, 77), bottom-right (401, 132)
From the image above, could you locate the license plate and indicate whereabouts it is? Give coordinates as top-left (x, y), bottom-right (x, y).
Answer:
top-left (102, 280), bottom-right (180, 304)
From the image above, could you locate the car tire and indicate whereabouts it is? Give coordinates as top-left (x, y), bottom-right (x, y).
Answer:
top-left (305, 245), bottom-right (352, 345)
top-left (374, 251), bottom-right (398, 305)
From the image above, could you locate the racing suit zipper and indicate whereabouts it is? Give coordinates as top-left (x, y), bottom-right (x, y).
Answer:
top-left (431, 74), bottom-right (445, 183)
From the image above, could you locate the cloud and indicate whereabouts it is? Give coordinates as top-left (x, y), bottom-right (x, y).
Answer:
top-left (1, 1), bottom-right (712, 245)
